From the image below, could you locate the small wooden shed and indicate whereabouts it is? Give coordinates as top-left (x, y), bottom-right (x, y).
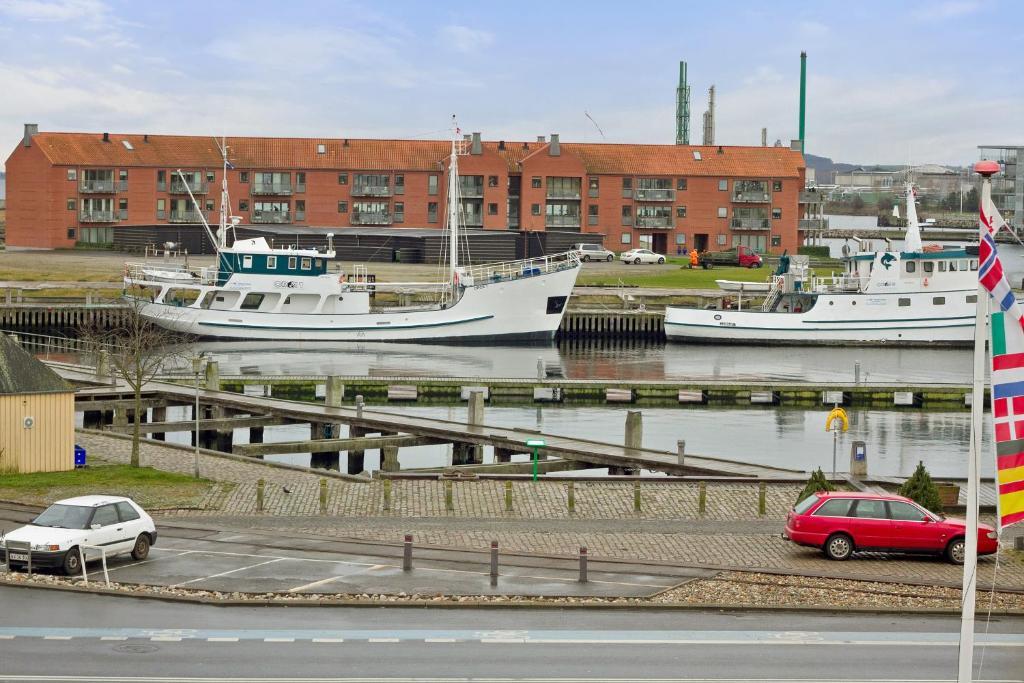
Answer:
top-left (0, 334), bottom-right (75, 473)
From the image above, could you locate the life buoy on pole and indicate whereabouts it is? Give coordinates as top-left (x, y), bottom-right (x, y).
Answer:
top-left (825, 407), bottom-right (849, 432)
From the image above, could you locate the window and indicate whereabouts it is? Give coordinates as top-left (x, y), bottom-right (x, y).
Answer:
top-left (898, 298), bottom-right (911, 307)
top-left (205, 199), bottom-right (215, 212)
top-left (119, 169), bottom-right (128, 190)
top-left (773, 180), bottom-right (782, 192)
top-left (115, 502), bottom-right (140, 522)
top-left (676, 206), bottom-right (687, 218)
top-left (206, 170), bottom-right (215, 183)
top-left (588, 205), bottom-right (599, 216)
top-left (156, 170), bottom-right (166, 191)
top-left (288, 257), bottom-right (297, 269)
top-left (531, 176), bottom-right (542, 189)
top-left (296, 172), bottom-right (306, 189)
top-left (488, 175), bottom-right (498, 187)
top-left (676, 234), bottom-right (686, 245)
top-left (813, 498), bottom-right (853, 517)
top-left (394, 174), bottom-right (404, 193)
top-left (317, 143), bottom-right (326, 154)
top-left (967, 294), bottom-right (978, 304)
top-left (301, 258), bottom-right (312, 270)
top-left (772, 208), bottom-right (782, 219)
top-left (677, 178), bottom-right (687, 191)
top-left (240, 293), bottom-right (265, 310)
top-left (118, 198), bottom-right (128, 219)
top-left (531, 203), bottom-right (541, 216)
top-left (794, 496), bottom-right (820, 514)
top-left (295, 199), bottom-right (305, 220)
top-left (588, 177), bottom-right (599, 197)
top-left (393, 201), bottom-right (404, 223)
top-left (717, 234), bottom-right (727, 246)
top-left (242, 255), bottom-right (253, 269)
top-left (67, 199), bottom-right (75, 210)
top-left (267, 255), bottom-right (277, 269)
top-left (546, 176), bottom-right (581, 198)
top-left (718, 179), bottom-right (727, 191)
top-left (338, 173), bottom-right (348, 185)
top-left (938, 261), bottom-right (947, 272)
top-left (888, 501), bottom-right (927, 521)
top-left (240, 171), bottom-right (249, 183)
top-left (692, 151), bottom-right (702, 161)
top-left (717, 207), bottom-right (727, 218)
top-left (621, 232), bottom-right (632, 244)
top-left (92, 505), bottom-right (118, 527)
top-left (428, 202), bottom-right (438, 223)
top-left (428, 175), bottom-right (438, 195)
top-left (156, 198), bottom-right (165, 219)
top-left (67, 169), bottom-right (77, 181)
top-left (933, 296), bottom-right (946, 305)
top-left (906, 261), bottom-right (917, 273)
top-left (771, 235), bottom-right (781, 247)
top-left (488, 202), bottom-right (498, 215)
top-left (851, 499), bottom-right (886, 519)
top-left (970, 259), bottom-right (979, 271)
top-left (620, 177), bottom-right (632, 191)
top-left (239, 199), bottom-right (249, 212)
top-left (923, 261), bottom-right (934, 273)
top-left (66, 228), bottom-right (76, 240)
top-left (337, 201), bottom-right (348, 213)
top-left (621, 206), bottom-right (632, 218)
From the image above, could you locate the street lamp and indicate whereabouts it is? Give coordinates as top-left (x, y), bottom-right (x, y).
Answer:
top-left (526, 438), bottom-right (545, 481)
top-left (191, 352), bottom-right (207, 479)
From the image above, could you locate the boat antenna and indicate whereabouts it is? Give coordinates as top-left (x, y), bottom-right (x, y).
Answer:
top-left (215, 136), bottom-right (233, 249)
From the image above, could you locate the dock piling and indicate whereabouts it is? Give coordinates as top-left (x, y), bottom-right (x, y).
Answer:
top-left (444, 479), bottom-right (454, 511)
top-left (403, 534), bottom-right (413, 571)
top-left (677, 440), bottom-right (685, 469)
top-left (383, 478), bottom-right (392, 511)
top-left (633, 480), bottom-right (642, 513)
top-left (567, 481), bottom-right (576, 514)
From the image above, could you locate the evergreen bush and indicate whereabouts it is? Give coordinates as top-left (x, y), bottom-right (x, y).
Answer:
top-left (797, 245), bottom-right (831, 259)
top-left (796, 467), bottom-right (835, 504)
top-left (898, 461), bottom-right (943, 513)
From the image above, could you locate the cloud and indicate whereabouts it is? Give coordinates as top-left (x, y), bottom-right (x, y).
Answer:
top-left (914, 0), bottom-right (982, 20)
top-left (797, 20), bottom-right (829, 38)
top-left (0, 0), bottom-right (106, 22)
top-left (438, 25), bottom-right (493, 54)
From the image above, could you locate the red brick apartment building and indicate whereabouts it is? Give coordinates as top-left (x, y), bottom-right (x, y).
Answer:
top-left (6, 124), bottom-right (815, 254)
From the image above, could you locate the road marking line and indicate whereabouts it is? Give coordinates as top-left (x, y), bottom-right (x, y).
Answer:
top-left (206, 638), bottom-right (238, 643)
top-left (424, 638), bottom-right (459, 643)
top-left (99, 637), bottom-right (127, 641)
top-left (0, 635), bottom-right (15, 640)
top-left (367, 638), bottom-right (400, 643)
top-left (150, 637), bottom-right (182, 642)
top-left (311, 638), bottom-right (345, 643)
top-left (287, 576), bottom-right (342, 593)
top-left (172, 558), bottom-right (285, 587)
top-left (263, 638), bottom-right (295, 643)
top-left (97, 550), bottom-right (195, 575)
top-left (43, 636), bottom-right (72, 640)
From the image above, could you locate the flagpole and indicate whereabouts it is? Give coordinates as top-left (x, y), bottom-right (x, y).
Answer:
top-left (958, 160), bottom-right (1000, 682)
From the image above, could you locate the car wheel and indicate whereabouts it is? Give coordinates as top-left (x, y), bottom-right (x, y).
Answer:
top-left (633, 258), bottom-right (641, 264)
top-left (946, 537), bottom-right (965, 565)
top-left (657, 257), bottom-right (665, 264)
top-left (62, 547), bottom-right (82, 576)
top-left (750, 262), bottom-right (762, 269)
top-left (582, 255), bottom-right (590, 262)
top-left (824, 533), bottom-right (854, 561)
top-left (606, 254), bottom-right (614, 262)
top-left (131, 534), bottom-right (151, 561)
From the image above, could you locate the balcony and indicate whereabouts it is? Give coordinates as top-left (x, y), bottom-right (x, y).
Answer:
top-left (251, 210), bottom-right (292, 224)
top-left (79, 178), bottom-right (115, 193)
top-left (634, 216), bottom-right (673, 229)
top-left (458, 184), bottom-right (484, 199)
top-left (169, 209), bottom-right (208, 223)
top-left (731, 218), bottom-right (770, 230)
top-left (79, 210), bottom-right (118, 223)
top-left (546, 188), bottom-right (582, 200)
top-left (351, 211), bottom-right (392, 225)
top-left (461, 214), bottom-right (484, 227)
top-left (545, 214), bottom-right (581, 228)
top-left (732, 190), bottom-right (770, 203)
top-left (799, 218), bottom-right (830, 230)
top-left (634, 188), bottom-right (675, 202)
top-left (250, 182), bottom-right (292, 196)
top-left (352, 184), bottom-right (392, 197)
top-left (170, 178), bottom-right (209, 194)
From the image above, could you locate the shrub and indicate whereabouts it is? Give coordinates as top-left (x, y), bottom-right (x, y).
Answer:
top-left (797, 245), bottom-right (831, 259)
top-left (898, 461), bottom-right (943, 513)
top-left (796, 467), bottom-right (835, 504)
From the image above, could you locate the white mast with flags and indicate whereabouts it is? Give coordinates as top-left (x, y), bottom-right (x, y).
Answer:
top-left (903, 183), bottom-right (923, 253)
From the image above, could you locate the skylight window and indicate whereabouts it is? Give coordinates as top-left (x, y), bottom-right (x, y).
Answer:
top-left (692, 151), bottom-right (702, 161)
top-left (121, 140), bottom-right (134, 150)
top-left (317, 144), bottom-right (326, 154)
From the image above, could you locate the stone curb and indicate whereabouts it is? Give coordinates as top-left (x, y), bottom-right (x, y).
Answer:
top-left (3, 577), bottom-right (1021, 617)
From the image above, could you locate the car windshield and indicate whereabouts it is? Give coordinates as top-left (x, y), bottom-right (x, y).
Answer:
top-left (32, 504), bottom-right (93, 530)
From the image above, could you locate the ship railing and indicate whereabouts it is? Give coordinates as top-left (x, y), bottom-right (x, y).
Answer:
top-left (124, 262), bottom-right (221, 286)
top-left (811, 274), bottom-right (868, 293)
top-left (457, 251), bottom-right (581, 286)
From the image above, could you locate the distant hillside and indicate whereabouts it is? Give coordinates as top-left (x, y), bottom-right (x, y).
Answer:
top-left (804, 154), bottom-right (859, 185)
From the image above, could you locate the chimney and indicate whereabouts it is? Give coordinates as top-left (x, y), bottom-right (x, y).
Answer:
top-left (761, 128), bottom-right (767, 147)
top-left (144, 134), bottom-right (149, 143)
top-left (343, 138), bottom-right (349, 147)
top-left (717, 145), bottom-right (724, 154)
top-left (102, 132), bottom-right (110, 142)
top-left (522, 142), bottom-right (529, 150)
top-left (790, 139), bottom-right (802, 151)
top-left (471, 132), bottom-right (482, 155)
top-left (549, 133), bottom-right (560, 156)
top-left (536, 135), bottom-right (546, 143)
top-left (498, 140), bottom-right (505, 150)
top-left (23, 123), bottom-right (38, 147)
top-left (463, 134), bottom-right (471, 142)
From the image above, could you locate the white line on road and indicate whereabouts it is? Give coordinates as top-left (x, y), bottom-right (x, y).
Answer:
top-left (99, 637), bottom-right (128, 641)
top-left (205, 638), bottom-right (239, 643)
top-left (171, 558), bottom-right (285, 587)
top-left (42, 636), bottom-right (72, 641)
top-left (310, 638), bottom-right (345, 643)
top-left (149, 637), bottom-right (182, 642)
top-left (366, 638), bottom-right (400, 643)
top-left (423, 638), bottom-right (459, 643)
top-left (263, 638), bottom-right (295, 643)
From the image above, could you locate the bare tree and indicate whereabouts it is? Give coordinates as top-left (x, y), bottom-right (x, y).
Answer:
top-left (81, 295), bottom-right (191, 467)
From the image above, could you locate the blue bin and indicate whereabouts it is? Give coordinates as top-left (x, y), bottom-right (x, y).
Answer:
top-left (74, 444), bottom-right (87, 468)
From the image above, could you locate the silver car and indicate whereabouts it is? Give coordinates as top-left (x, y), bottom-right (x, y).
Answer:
top-left (572, 243), bottom-right (615, 262)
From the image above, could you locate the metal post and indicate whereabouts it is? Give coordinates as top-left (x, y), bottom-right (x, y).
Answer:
top-left (633, 480), bottom-right (641, 513)
top-left (79, 547), bottom-right (87, 584)
top-left (403, 534), bottom-right (413, 571)
top-left (489, 540), bottom-right (499, 587)
top-left (854, 360), bottom-right (861, 385)
top-left (698, 481), bottom-right (707, 516)
top-left (319, 478), bottom-right (328, 514)
top-left (444, 479), bottom-right (453, 512)
top-left (578, 546), bottom-right (588, 583)
top-left (758, 481), bottom-right (767, 517)
top-left (383, 478), bottom-right (392, 511)
top-left (256, 478), bottom-right (265, 512)
top-left (504, 481), bottom-right (513, 512)
top-left (677, 440), bottom-right (686, 469)
top-left (531, 446), bottom-right (539, 481)
top-left (831, 428), bottom-right (838, 478)
top-left (567, 481), bottom-right (575, 514)
top-left (192, 355), bottom-right (202, 479)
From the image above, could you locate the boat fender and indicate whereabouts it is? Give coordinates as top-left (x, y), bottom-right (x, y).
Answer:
top-left (923, 277), bottom-right (929, 287)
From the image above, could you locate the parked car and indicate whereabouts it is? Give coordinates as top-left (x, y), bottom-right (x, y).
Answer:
top-left (620, 248), bottom-right (666, 265)
top-left (571, 243), bottom-right (615, 262)
top-left (0, 495), bottom-right (157, 575)
top-left (702, 245), bottom-right (763, 269)
top-left (783, 491), bottom-right (997, 564)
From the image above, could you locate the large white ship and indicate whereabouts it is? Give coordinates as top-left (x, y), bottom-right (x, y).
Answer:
top-left (123, 123), bottom-right (581, 342)
top-left (665, 187), bottom-right (979, 346)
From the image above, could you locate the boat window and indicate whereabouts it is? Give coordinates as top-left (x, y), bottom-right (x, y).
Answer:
top-left (267, 255), bottom-right (277, 269)
top-left (960, 260), bottom-right (969, 271)
top-left (240, 293), bottom-right (265, 310)
top-left (967, 294), bottom-right (978, 304)
top-left (288, 257), bottom-right (297, 269)
top-left (949, 261), bottom-right (957, 271)
top-left (906, 261), bottom-right (916, 273)
top-left (301, 258), bottom-right (312, 270)
top-left (242, 255), bottom-right (253, 269)
top-left (923, 261), bottom-right (934, 273)
top-left (970, 259), bottom-right (979, 271)
top-left (938, 262), bottom-right (946, 272)
top-left (317, 259), bottom-right (325, 269)
top-left (933, 296), bottom-right (945, 305)
top-left (898, 298), bottom-right (911, 307)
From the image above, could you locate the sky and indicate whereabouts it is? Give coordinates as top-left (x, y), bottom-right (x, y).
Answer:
top-left (0, 0), bottom-right (1021, 170)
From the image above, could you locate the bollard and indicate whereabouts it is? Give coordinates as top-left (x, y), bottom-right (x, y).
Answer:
top-left (624, 410), bottom-right (642, 450)
top-left (319, 478), bottom-right (328, 514)
top-left (355, 394), bottom-right (364, 418)
top-left (677, 440), bottom-right (686, 469)
top-left (537, 357), bottom-right (545, 380)
top-left (504, 481), bottom-right (513, 512)
top-left (444, 479), bottom-right (454, 512)
top-left (256, 478), bottom-right (265, 512)
top-left (403, 534), bottom-right (413, 571)
top-left (633, 480), bottom-right (641, 513)
top-left (567, 481), bottom-right (575, 514)
top-left (489, 540), bottom-right (499, 587)
top-left (383, 478), bottom-right (392, 511)
top-left (698, 481), bottom-right (706, 517)
top-left (578, 546), bottom-right (588, 583)
top-left (758, 481), bottom-right (767, 517)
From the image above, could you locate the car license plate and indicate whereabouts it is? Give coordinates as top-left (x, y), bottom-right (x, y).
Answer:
top-left (9, 553), bottom-right (28, 561)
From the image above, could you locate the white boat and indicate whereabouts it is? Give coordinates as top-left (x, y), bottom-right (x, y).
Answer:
top-left (714, 279), bottom-right (770, 293)
top-left (123, 124), bottom-right (581, 342)
top-left (666, 185), bottom-right (978, 346)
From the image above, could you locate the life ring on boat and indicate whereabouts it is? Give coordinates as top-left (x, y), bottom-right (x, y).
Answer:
top-left (923, 277), bottom-right (929, 287)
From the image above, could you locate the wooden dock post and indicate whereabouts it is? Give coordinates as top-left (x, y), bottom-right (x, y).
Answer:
top-left (204, 361), bottom-right (220, 391)
top-left (444, 479), bottom-right (454, 512)
top-left (504, 481), bottom-right (513, 512)
top-left (381, 445), bottom-right (400, 472)
top-left (319, 478), bottom-right (328, 514)
top-left (633, 480), bottom-right (641, 513)
top-left (383, 479), bottom-right (392, 511)
top-left (698, 481), bottom-right (707, 517)
top-left (347, 425), bottom-right (367, 475)
top-left (256, 478), bottom-right (265, 512)
top-left (312, 376), bottom-right (344, 470)
top-left (151, 406), bottom-right (167, 441)
top-left (677, 440), bottom-right (685, 470)
top-left (466, 390), bottom-right (485, 464)
top-left (609, 410), bottom-right (643, 476)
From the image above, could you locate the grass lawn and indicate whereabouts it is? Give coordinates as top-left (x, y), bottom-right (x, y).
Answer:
top-left (0, 465), bottom-right (220, 510)
top-left (577, 265), bottom-right (773, 289)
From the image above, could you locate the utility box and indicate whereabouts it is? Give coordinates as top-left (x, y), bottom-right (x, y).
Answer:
top-left (73, 444), bottom-right (87, 468)
top-left (850, 440), bottom-right (867, 477)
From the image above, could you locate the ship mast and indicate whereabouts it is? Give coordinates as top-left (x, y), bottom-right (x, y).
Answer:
top-left (446, 116), bottom-right (461, 286)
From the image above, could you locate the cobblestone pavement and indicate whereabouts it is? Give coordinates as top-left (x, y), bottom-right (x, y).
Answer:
top-left (79, 432), bottom-right (1024, 590)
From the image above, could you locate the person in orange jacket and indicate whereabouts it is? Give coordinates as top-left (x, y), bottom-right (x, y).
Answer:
top-left (688, 248), bottom-right (699, 269)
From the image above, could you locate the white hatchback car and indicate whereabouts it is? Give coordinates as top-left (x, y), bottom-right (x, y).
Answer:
top-left (620, 248), bottom-right (666, 265)
top-left (0, 495), bottom-right (157, 575)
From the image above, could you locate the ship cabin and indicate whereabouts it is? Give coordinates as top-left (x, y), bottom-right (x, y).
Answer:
top-left (215, 238), bottom-right (333, 286)
top-left (845, 246), bottom-right (979, 294)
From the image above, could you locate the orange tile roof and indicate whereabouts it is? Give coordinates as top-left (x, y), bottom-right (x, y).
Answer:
top-left (26, 132), bottom-right (803, 177)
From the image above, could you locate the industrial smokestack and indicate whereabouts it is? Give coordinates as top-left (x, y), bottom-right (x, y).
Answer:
top-left (701, 85), bottom-right (715, 146)
top-left (799, 51), bottom-right (807, 154)
top-left (675, 61), bottom-right (691, 145)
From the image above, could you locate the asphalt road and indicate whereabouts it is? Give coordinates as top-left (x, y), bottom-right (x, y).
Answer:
top-left (0, 586), bottom-right (1021, 682)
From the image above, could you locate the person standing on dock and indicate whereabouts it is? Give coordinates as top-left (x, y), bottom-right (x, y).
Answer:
top-left (688, 248), bottom-right (699, 269)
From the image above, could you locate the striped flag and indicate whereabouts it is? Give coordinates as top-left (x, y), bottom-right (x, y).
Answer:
top-left (979, 200), bottom-right (1024, 327)
top-left (989, 312), bottom-right (1024, 528)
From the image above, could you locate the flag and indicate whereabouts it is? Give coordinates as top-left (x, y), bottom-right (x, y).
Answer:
top-left (225, 160), bottom-right (235, 170)
top-left (989, 312), bottom-right (1024, 529)
top-left (979, 201), bottom-right (1024, 326)
top-left (981, 197), bottom-right (1009, 237)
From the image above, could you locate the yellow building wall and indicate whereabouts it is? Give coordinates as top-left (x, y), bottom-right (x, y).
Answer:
top-left (0, 392), bottom-right (75, 473)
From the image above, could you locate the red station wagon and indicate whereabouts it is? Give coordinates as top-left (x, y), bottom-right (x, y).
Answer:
top-left (783, 491), bottom-right (999, 564)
